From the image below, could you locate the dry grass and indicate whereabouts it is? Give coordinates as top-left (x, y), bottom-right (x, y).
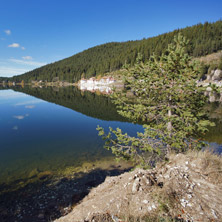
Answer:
top-left (89, 213), bottom-right (178, 222)
top-left (169, 149), bottom-right (222, 184)
top-left (195, 51), bottom-right (222, 65)
top-left (186, 149), bottom-right (222, 184)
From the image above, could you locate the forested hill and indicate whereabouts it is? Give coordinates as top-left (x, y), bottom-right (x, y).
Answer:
top-left (10, 20), bottom-right (222, 83)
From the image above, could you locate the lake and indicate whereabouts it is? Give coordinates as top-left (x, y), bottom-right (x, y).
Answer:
top-left (0, 86), bottom-right (143, 190)
top-left (0, 86), bottom-right (222, 187)
top-left (0, 86), bottom-right (222, 188)
top-left (0, 86), bottom-right (222, 221)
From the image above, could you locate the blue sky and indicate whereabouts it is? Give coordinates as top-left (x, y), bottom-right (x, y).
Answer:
top-left (0, 0), bottom-right (221, 77)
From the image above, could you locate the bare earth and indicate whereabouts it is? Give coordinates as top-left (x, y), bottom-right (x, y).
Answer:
top-left (55, 151), bottom-right (222, 222)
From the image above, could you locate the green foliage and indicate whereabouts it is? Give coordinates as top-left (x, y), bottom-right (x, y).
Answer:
top-left (97, 34), bottom-right (214, 168)
top-left (7, 20), bottom-right (222, 83)
top-left (208, 63), bottom-right (218, 74)
top-left (218, 57), bottom-right (222, 70)
top-left (199, 63), bottom-right (210, 76)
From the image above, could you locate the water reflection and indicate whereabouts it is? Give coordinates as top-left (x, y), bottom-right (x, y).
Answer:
top-left (203, 103), bottom-right (222, 153)
top-left (0, 87), bottom-right (142, 188)
top-left (0, 86), bottom-right (222, 189)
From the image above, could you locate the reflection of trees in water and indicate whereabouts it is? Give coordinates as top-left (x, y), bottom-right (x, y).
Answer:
top-left (1, 86), bottom-right (221, 143)
top-left (204, 103), bottom-right (222, 144)
top-left (12, 86), bottom-right (128, 122)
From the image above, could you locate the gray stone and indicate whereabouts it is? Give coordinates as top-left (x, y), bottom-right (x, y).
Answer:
top-left (206, 87), bottom-right (212, 92)
top-left (212, 69), bottom-right (222, 81)
top-left (206, 74), bottom-right (212, 81)
top-left (209, 93), bottom-right (217, 102)
top-left (132, 178), bottom-right (140, 193)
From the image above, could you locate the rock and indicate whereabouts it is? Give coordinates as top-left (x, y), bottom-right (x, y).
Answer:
top-left (206, 86), bottom-right (212, 92)
top-left (209, 93), bottom-right (216, 102)
top-left (206, 74), bottom-right (212, 81)
top-left (132, 178), bottom-right (140, 193)
top-left (142, 200), bottom-right (149, 204)
top-left (211, 70), bottom-right (215, 75)
top-left (212, 69), bottom-right (222, 81)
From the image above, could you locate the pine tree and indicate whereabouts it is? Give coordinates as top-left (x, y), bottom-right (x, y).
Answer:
top-left (97, 34), bottom-right (214, 168)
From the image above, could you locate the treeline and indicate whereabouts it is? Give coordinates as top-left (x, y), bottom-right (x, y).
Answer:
top-left (12, 86), bottom-right (128, 122)
top-left (10, 20), bottom-right (222, 83)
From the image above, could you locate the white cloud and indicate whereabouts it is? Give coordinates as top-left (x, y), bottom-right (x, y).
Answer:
top-left (0, 90), bottom-right (28, 99)
top-left (13, 115), bottom-right (25, 120)
top-left (22, 56), bottom-right (33, 60)
top-left (15, 100), bottom-right (44, 106)
top-left (0, 66), bottom-right (29, 77)
top-left (9, 58), bottom-right (46, 66)
top-left (8, 43), bottom-right (20, 48)
top-left (4, 30), bottom-right (11, 35)
top-left (13, 114), bottom-right (29, 120)
top-left (8, 43), bottom-right (25, 50)
top-left (25, 105), bottom-right (35, 109)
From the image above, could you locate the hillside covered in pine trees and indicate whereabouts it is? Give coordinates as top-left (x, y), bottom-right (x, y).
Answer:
top-left (6, 20), bottom-right (222, 83)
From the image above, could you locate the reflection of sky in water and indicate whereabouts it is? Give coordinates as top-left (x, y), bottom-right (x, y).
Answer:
top-left (0, 90), bottom-right (28, 99)
top-left (0, 89), bottom-right (221, 185)
top-left (0, 89), bottom-right (142, 184)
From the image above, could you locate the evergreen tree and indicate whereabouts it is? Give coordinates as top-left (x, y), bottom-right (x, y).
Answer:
top-left (97, 34), bottom-right (214, 168)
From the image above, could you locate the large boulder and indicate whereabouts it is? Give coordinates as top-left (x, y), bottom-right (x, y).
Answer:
top-left (209, 92), bottom-right (217, 102)
top-left (212, 69), bottom-right (222, 81)
top-left (206, 70), bottom-right (215, 81)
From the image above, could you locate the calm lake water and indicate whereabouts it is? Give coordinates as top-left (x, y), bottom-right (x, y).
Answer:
top-left (0, 86), bottom-right (221, 190)
top-left (0, 87), bottom-right (142, 188)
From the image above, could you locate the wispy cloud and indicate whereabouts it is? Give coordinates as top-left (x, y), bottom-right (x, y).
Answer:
top-left (0, 66), bottom-right (29, 77)
top-left (4, 30), bottom-right (11, 35)
top-left (8, 43), bottom-right (20, 48)
top-left (13, 114), bottom-right (29, 120)
top-left (8, 43), bottom-right (25, 50)
top-left (15, 100), bottom-right (44, 106)
top-left (0, 90), bottom-right (28, 99)
top-left (13, 115), bottom-right (25, 120)
top-left (22, 56), bottom-right (33, 60)
top-left (9, 58), bottom-right (46, 66)
top-left (25, 105), bottom-right (35, 109)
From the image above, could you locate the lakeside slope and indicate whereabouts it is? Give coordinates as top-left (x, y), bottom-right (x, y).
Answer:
top-left (55, 150), bottom-right (222, 222)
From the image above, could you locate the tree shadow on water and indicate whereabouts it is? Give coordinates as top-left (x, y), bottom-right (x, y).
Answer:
top-left (0, 166), bottom-right (132, 222)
